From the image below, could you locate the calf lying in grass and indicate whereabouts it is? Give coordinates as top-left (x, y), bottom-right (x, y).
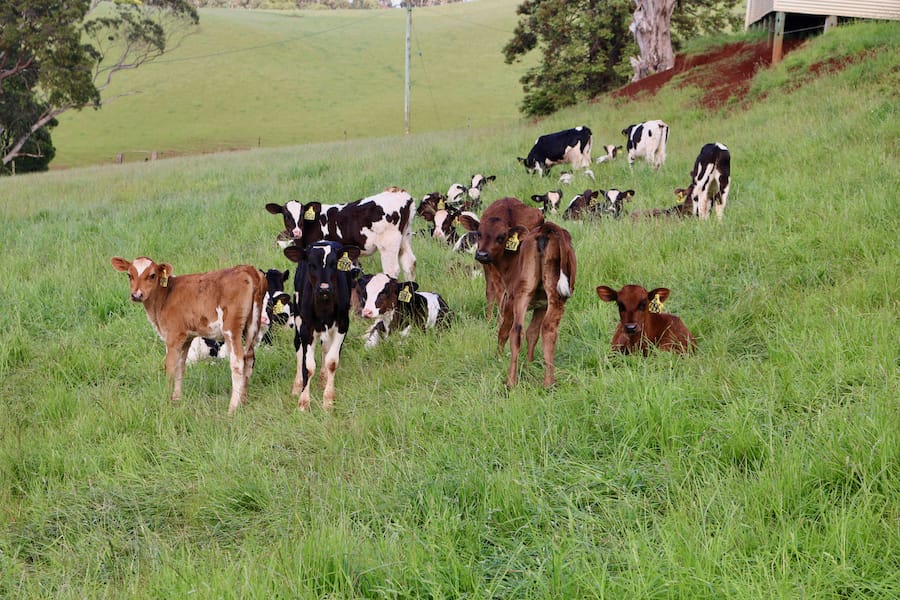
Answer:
top-left (596, 284), bottom-right (696, 355)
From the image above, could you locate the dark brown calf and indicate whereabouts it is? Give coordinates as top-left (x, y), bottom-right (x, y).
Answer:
top-left (630, 186), bottom-right (693, 221)
top-left (458, 197), bottom-right (544, 319)
top-left (595, 284), bottom-right (696, 355)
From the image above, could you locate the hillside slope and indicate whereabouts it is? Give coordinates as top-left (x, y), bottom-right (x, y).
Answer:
top-left (53, 0), bottom-right (530, 169)
top-left (1, 20), bottom-right (898, 600)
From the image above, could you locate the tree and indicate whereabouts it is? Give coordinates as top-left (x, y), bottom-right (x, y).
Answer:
top-left (629, 0), bottom-right (675, 82)
top-left (504, 0), bottom-right (741, 117)
top-left (0, 0), bottom-right (198, 171)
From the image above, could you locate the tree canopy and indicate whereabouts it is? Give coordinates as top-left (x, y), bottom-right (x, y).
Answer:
top-left (503, 0), bottom-right (742, 117)
top-left (0, 0), bottom-right (198, 172)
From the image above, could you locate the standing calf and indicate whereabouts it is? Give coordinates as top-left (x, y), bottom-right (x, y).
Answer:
top-left (284, 241), bottom-right (360, 411)
top-left (111, 256), bottom-right (267, 415)
top-left (688, 142), bottom-right (731, 220)
top-left (595, 284), bottom-right (696, 355)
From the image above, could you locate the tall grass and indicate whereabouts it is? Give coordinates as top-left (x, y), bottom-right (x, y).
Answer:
top-left (1, 20), bottom-right (898, 599)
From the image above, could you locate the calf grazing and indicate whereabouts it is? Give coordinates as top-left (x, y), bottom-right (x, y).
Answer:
top-left (519, 126), bottom-right (595, 179)
top-left (266, 186), bottom-right (416, 280)
top-left (110, 257), bottom-right (267, 415)
top-left (284, 241), bottom-right (361, 411)
top-left (358, 274), bottom-right (450, 347)
top-left (595, 284), bottom-right (696, 355)
top-left (497, 222), bottom-right (577, 387)
top-left (688, 143), bottom-right (731, 220)
top-left (564, 188), bottom-right (634, 220)
top-left (530, 189), bottom-right (563, 215)
top-left (595, 144), bottom-right (623, 164)
top-left (458, 197), bottom-right (544, 319)
top-left (630, 187), bottom-right (693, 221)
top-left (622, 120), bottom-right (669, 169)
top-left (187, 268), bottom-right (292, 363)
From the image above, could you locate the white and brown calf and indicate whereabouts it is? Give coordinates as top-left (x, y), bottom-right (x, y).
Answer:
top-left (111, 257), bottom-right (267, 415)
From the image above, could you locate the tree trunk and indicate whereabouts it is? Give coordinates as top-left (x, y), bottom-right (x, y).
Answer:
top-left (629, 0), bottom-right (676, 82)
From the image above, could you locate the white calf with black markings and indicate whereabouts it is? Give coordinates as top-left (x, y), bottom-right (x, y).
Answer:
top-left (621, 120), bottom-right (669, 169)
top-left (688, 142), bottom-right (731, 220)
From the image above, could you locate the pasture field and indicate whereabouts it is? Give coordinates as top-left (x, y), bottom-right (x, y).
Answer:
top-left (53, 0), bottom-right (532, 169)
top-left (1, 20), bottom-right (899, 599)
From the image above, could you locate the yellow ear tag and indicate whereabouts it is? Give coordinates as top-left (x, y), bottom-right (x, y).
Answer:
top-left (505, 232), bottom-right (520, 251)
top-left (337, 253), bottom-right (353, 272)
top-left (398, 287), bottom-right (413, 303)
top-left (589, 195), bottom-right (598, 207)
top-left (274, 299), bottom-right (286, 314)
top-left (677, 191), bottom-right (686, 201)
top-left (649, 293), bottom-right (665, 314)
top-left (437, 199), bottom-right (446, 210)
top-left (160, 268), bottom-right (169, 288)
top-left (304, 206), bottom-right (317, 221)
top-left (452, 217), bottom-right (459, 227)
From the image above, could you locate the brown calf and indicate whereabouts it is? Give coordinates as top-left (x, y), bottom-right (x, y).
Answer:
top-left (458, 197), bottom-right (544, 319)
top-left (111, 256), bottom-right (267, 415)
top-left (595, 284), bottom-right (696, 355)
top-left (498, 222), bottom-right (577, 387)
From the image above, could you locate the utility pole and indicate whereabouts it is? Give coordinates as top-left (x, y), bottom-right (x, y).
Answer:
top-left (404, 1), bottom-right (411, 134)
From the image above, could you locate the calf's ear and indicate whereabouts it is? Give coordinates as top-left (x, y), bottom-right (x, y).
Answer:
top-left (596, 286), bottom-right (618, 302)
top-left (110, 257), bottom-right (131, 272)
top-left (281, 270), bottom-right (290, 283)
top-left (283, 246), bottom-right (304, 263)
top-left (265, 203), bottom-right (283, 215)
top-left (457, 213), bottom-right (480, 232)
top-left (648, 288), bottom-right (670, 303)
top-left (303, 202), bottom-right (322, 221)
top-left (342, 245), bottom-right (362, 263)
top-left (624, 190), bottom-right (635, 200)
top-left (486, 175), bottom-right (496, 183)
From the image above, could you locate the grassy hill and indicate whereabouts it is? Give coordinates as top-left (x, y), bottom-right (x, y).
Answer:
top-left (53, 0), bottom-right (532, 169)
top-left (1, 17), bottom-right (899, 599)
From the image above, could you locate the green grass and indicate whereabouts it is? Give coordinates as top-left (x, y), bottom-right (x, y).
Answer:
top-left (2, 18), bottom-right (899, 599)
top-left (53, 0), bottom-right (533, 169)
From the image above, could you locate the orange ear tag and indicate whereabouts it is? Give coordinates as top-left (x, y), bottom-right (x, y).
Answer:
top-left (505, 232), bottom-right (520, 251)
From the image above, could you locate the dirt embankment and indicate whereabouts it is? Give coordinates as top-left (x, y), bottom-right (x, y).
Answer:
top-left (610, 40), bottom-right (806, 110)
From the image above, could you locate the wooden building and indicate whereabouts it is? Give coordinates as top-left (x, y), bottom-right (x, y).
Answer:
top-left (744, 1), bottom-right (900, 62)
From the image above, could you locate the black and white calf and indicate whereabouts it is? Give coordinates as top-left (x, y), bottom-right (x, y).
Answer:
top-left (687, 143), bottom-right (731, 220)
top-left (598, 188), bottom-right (636, 219)
top-left (266, 186), bottom-right (416, 280)
top-left (467, 174), bottom-right (496, 206)
top-left (284, 241), bottom-right (360, 411)
top-left (186, 268), bottom-right (292, 364)
top-left (621, 120), bottom-right (669, 169)
top-left (358, 274), bottom-right (450, 348)
top-left (518, 126), bottom-right (595, 179)
top-left (562, 189), bottom-right (634, 220)
top-left (530, 189), bottom-right (564, 215)
top-left (431, 206), bottom-right (480, 246)
top-left (595, 144), bottom-right (623, 164)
